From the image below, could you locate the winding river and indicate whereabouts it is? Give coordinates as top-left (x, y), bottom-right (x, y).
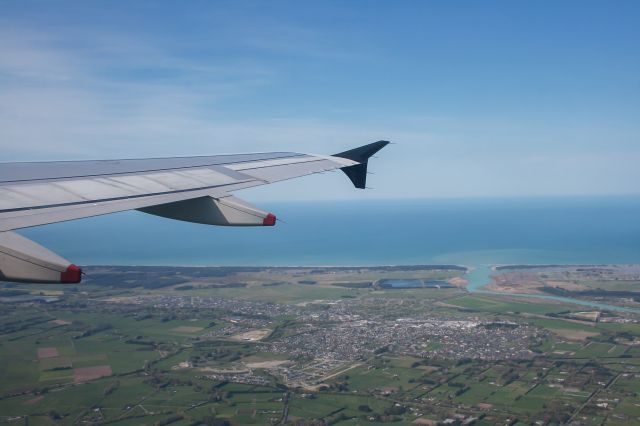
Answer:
top-left (465, 265), bottom-right (640, 314)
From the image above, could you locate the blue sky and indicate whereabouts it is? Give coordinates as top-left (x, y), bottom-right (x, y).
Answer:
top-left (1, 1), bottom-right (639, 200)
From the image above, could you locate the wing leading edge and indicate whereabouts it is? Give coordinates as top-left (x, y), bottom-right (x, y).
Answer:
top-left (0, 141), bottom-right (390, 283)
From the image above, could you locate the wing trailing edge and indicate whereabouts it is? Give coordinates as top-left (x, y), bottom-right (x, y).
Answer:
top-left (138, 195), bottom-right (276, 226)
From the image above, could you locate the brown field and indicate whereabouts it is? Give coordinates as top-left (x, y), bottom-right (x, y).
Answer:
top-left (412, 419), bottom-right (438, 426)
top-left (230, 329), bottom-right (272, 341)
top-left (417, 365), bottom-right (440, 373)
top-left (74, 365), bottom-right (112, 382)
top-left (548, 328), bottom-right (600, 341)
top-left (23, 396), bottom-right (44, 405)
top-left (172, 326), bottom-right (204, 333)
top-left (448, 276), bottom-right (468, 287)
top-left (245, 360), bottom-right (289, 369)
top-left (39, 356), bottom-right (72, 370)
top-left (37, 347), bottom-right (59, 359)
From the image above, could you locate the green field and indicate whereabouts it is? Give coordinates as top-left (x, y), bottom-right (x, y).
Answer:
top-left (0, 266), bottom-right (639, 425)
top-left (447, 294), bottom-right (578, 315)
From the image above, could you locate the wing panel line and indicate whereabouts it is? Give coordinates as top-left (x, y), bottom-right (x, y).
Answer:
top-left (0, 153), bottom-right (308, 184)
top-left (0, 157), bottom-right (330, 215)
top-left (0, 180), bottom-right (251, 214)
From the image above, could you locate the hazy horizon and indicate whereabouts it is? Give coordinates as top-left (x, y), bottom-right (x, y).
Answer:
top-left (20, 195), bottom-right (640, 267)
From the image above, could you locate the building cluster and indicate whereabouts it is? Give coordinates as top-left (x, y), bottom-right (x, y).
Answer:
top-left (134, 294), bottom-right (298, 317)
top-left (200, 371), bottom-right (271, 387)
top-left (265, 316), bottom-right (540, 362)
top-left (122, 294), bottom-right (544, 387)
top-left (126, 294), bottom-right (543, 361)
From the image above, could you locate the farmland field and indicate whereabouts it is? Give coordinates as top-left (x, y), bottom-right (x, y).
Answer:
top-left (0, 265), bottom-right (639, 425)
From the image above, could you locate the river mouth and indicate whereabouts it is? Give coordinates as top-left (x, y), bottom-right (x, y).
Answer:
top-left (464, 265), bottom-right (639, 313)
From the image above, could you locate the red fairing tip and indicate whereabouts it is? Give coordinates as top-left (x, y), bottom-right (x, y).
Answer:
top-left (60, 264), bottom-right (82, 284)
top-left (262, 213), bottom-right (277, 226)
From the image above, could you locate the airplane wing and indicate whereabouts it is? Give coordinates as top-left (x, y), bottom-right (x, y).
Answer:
top-left (0, 140), bottom-right (389, 283)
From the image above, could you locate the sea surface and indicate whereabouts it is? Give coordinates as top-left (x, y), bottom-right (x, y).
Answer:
top-left (20, 196), bottom-right (640, 268)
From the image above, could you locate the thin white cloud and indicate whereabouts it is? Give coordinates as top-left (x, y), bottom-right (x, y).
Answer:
top-left (1, 20), bottom-right (638, 200)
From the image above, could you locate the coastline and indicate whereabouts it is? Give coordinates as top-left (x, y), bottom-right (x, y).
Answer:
top-left (78, 263), bottom-right (640, 314)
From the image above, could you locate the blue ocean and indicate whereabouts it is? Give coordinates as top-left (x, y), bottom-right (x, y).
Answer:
top-left (19, 196), bottom-right (640, 267)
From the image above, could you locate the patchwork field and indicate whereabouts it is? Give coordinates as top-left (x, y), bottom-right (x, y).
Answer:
top-left (0, 265), bottom-right (638, 425)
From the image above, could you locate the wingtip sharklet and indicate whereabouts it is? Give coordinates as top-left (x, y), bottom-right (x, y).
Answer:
top-left (333, 140), bottom-right (390, 164)
top-left (333, 140), bottom-right (390, 189)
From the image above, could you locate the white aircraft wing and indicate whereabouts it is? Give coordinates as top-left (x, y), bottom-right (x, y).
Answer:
top-left (0, 141), bottom-right (389, 283)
